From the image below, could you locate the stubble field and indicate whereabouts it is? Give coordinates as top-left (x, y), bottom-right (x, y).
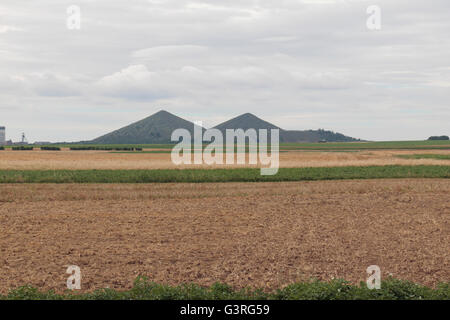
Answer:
top-left (0, 148), bottom-right (450, 170)
top-left (0, 179), bottom-right (448, 294)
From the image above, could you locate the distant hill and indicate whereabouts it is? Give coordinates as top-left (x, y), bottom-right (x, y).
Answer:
top-left (91, 110), bottom-right (202, 144)
top-left (213, 113), bottom-right (281, 142)
top-left (89, 110), bottom-right (359, 144)
top-left (214, 113), bottom-right (281, 132)
top-left (214, 113), bottom-right (358, 143)
top-left (281, 129), bottom-right (359, 143)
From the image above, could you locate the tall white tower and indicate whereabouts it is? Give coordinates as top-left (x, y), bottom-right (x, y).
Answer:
top-left (0, 127), bottom-right (5, 145)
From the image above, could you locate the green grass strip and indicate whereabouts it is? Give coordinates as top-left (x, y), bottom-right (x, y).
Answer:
top-left (396, 154), bottom-right (450, 160)
top-left (0, 165), bottom-right (449, 183)
top-left (12, 140), bottom-right (450, 151)
top-left (2, 277), bottom-right (449, 300)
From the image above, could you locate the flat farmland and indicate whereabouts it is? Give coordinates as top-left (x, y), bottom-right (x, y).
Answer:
top-left (0, 179), bottom-right (448, 294)
top-left (1, 148), bottom-right (450, 170)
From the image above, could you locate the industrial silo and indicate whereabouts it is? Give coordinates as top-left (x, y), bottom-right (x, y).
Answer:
top-left (0, 127), bottom-right (5, 145)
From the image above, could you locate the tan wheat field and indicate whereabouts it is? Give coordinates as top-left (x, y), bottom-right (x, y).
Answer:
top-left (0, 149), bottom-right (450, 170)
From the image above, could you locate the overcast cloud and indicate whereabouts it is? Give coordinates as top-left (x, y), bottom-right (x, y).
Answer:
top-left (0, 0), bottom-right (449, 142)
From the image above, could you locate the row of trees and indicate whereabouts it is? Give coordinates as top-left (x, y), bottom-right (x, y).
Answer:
top-left (428, 136), bottom-right (449, 141)
top-left (70, 146), bottom-right (143, 151)
top-left (12, 146), bottom-right (34, 150)
top-left (41, 146), bottom-right (61, 151)
top-left (0, 146), bottom-right (144, 151)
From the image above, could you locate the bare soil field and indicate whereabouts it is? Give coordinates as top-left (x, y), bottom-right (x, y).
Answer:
top-left (1, 149), bottom-right (450, 170)
top-left (0, 179), bottom-right (448, 293)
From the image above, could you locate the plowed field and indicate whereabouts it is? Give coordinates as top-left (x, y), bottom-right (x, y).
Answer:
top-left (0, 179), bottom-right (448, 293)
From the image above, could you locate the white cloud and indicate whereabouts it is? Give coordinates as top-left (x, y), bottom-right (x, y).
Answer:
top-left (131, 45), bottom-right (209, 60)
top-left (95, 65), bottom-right (170, 100)
top-left (0, 25), bottom-right (22, 33)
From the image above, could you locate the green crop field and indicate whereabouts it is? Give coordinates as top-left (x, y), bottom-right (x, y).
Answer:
top-left (2, 277), bottom-right (449, 300)
top-left (6, 140), bottom-right (447, 151)
top-left (0, 165), bottom-right (449, 183)
top-left (280, 140), bottom-right (450, 151)
top-left (396, 154), bottom-right (450, 160)
top-left (2, 140), bottom-right (449, 153)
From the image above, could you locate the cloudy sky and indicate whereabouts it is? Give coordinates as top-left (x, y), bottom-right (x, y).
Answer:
top-left (1, 0), bottom-right (449, 142)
